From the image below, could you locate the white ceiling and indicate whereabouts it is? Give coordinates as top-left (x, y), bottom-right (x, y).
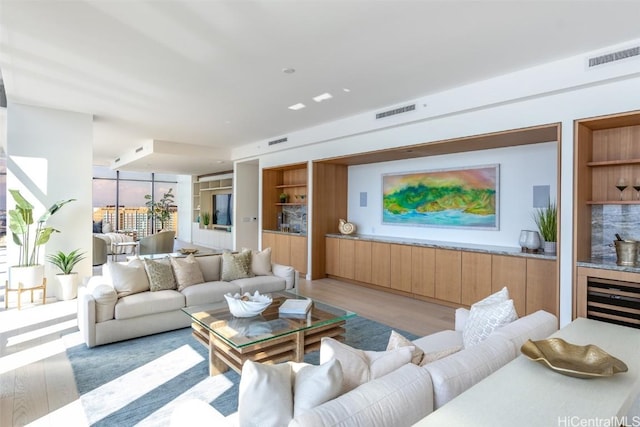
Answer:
top-left (1, 1), bottom-right (640, 175)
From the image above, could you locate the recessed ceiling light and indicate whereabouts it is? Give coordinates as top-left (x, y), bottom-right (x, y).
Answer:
top-left (343, 88), bottom-right (351, 92)
top-left (282, 67), bottom-right (296, 74)
top-left (288, 103), bottom-right (306, 111)
top-left (312, 92), bottom-right (333, 103)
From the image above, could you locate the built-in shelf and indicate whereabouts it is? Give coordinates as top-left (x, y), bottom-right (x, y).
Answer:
top-left (201, 186), bottom-right (232, 191)
top-left (276, 202), bottom-right (307, 206)
top-left (587, 158), bottom-right (640, 167)
top-left (275, 184), bottom-right (307, 189)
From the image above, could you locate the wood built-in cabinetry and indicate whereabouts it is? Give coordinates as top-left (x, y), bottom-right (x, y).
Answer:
top-left (262, 163), bottom-right (308, 275)
top-left (326, 236), bottom-right (558, 316)
top-left (574, 110), bottom-right (640, 321)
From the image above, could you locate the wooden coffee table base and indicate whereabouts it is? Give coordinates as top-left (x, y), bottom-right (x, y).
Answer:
top-left (191, 321), bottom-right (346, 375)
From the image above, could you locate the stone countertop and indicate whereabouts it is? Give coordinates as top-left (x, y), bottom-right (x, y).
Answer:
top-left (577, 258), bottom-right (640, 273)
top-left (263, 229), bottom-right (307, 237)
top-left (326, 233), bottom-right (556, 260)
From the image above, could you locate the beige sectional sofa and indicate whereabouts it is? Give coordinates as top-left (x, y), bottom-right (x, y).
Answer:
top-left (78, 253), bottom-right (297, 348)
top-left (171, 308), bottom-right (558, 426)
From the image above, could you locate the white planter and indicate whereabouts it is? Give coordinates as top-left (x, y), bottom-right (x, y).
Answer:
top-left (543, 241), bottom-right (557, 254)
top-left (8, 264), bottom-right (45, 289)
top-left (57, 273), bottom-right (78, 300)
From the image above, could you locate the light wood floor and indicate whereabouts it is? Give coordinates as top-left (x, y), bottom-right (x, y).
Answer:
top-left (0, 277), bottom-right (454, 426)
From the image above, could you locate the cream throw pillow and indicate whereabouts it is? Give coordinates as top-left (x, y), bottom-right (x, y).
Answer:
top-left (319, 337), bottom-right (413, 394)
top-left (251, 247), bottom-right (272, 276)
top-left (291, 359), bottom-right (343, 417)
top-left (462, 299), bottom-right (518, 348)
top-left (386, 330), bottom-right (424, 365)
top-left (109, 258), bottom-right (150, 297)
top-left (420, 346), bottom-right (463, 365)
top-left (221, 250), bottom-right (254, 281)
top-left (239, 360), bottom-right (292, 427)
top-left (170, 254), bottom-right (204, 291)
top-left (143, 258), bottom-right (177, 292)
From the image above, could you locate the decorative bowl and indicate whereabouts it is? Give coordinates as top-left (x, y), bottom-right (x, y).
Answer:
top-left (224, 291), bottom-right (272, 318)
top-left (179, 248), bottom-right (198, 255)
top-left (521, 338), bottom-right (628, 379)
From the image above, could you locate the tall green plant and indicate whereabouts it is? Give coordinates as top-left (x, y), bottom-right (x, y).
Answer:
top-left (532, 200), bottom-right (557, 242)
top-left (8, 189), bottom-right (75, 266)
top-left (144, 188), bottom-right (175, 230)
top-left (201, 211), bottom-right (211, 226)
top-left (47, 249), bottom-right (86, 275)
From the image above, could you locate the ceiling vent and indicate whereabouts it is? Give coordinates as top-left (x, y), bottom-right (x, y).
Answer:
top-left (135, 146), bottom-right (144, 153)
top-left (114, 157), bottom-right (121, 163)
top-left (588, 46), bottom-right (640, 68)
top-left (268, 137), bottom-right (288, 146)
top-left (376, 104), bottom-right (416, 120)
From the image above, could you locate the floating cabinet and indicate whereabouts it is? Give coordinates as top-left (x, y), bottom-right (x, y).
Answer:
top-left (526, 258), bottom-right (557, 315)
top-left (371, 242), bottom-right (390, 288)
top-left (390, 244), bottom-right (412, 293)
top-left (434, 249), bottom-right (462, 303)
top-left (263, 231), bottom-right (307, 275)
top-left (411, 246), bottom-right (435, 297)
top-left (290, 235), bottom-right (307, 275)
top-left (354, 240), bottom-right (372, 283)
top-left (491, 255), bottom-right (526, 316)
top-left (338, 239), bottom-right (356, 280)
top-left (461, 252), bottom-right (492, 306)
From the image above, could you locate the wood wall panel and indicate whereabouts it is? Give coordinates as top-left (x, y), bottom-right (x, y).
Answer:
top-left (390, 244), bottom-right (412, 293)
top-left (354, 240), bottom-right (372, 283)
top-left (435, 249), bottom-right (462, 303)
top-left (371, 242), bottom-right (390, 288)
top-left (461, 252), bottom-right (492, 306)
top-left (411, 246), bottom-right (435, 297)
top-left (491, 255), bottom-right (526, 316)
top-left (262, 232), bottom-right (276, 253)
top-left (312, 163), bottom-right (348, 279)
top-left (274, 233), bottom-right (291, 266)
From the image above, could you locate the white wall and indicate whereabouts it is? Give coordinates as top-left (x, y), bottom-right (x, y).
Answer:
top-left (234, 160), bottom-right (259, 250)
top-left (7, 103), bottom-right (93, 300)
top-left (176, 174), bottom-right (192, 242)
top-left (348, 142), bottom-right (557, 247)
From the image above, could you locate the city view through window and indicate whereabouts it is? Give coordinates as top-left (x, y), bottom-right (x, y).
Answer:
top-left (93, 167), bottom-right (179, 240)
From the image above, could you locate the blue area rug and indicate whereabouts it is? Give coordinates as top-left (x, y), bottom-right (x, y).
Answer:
top-left (66, 316), bottom-right (418, 426)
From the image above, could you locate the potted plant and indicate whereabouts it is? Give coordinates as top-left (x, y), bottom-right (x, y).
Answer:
top-left (144, 188), bottom-right (175, 232)
top-left (47, 249), bottom-right (86, 300)
top-left (532, 200), bottom-right (557, 254)
top-left (279, 193), bottom-right (289, 203)
top-left (201, 211), bottom-right (211, 229)
top-left (8, 189), bottom-right (75, 291)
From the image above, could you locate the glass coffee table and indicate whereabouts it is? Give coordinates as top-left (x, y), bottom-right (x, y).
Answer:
top-left (182, 291), bottom-right (355, 375)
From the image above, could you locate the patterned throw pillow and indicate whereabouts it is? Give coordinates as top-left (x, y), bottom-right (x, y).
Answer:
top-left (170, 254), bottom-right (205, 291)
top-left (143, 258), bottom-right (177, 292)
top-left (221, 250), bottom-right (254, 281)
top-left (462, 299), bottom-right (518, 348)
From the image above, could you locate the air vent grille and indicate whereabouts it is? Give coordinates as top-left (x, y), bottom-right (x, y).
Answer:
top-left (135, 146), bottom-right (144, 153)
top-left (588, 46), bottom-right (640, 68)
top-left (376, 104), bottom-right (416, 120)
top-left (115, 157), bottom-right (121, 163)
top-left (268, 137), bottom-right (288, 146)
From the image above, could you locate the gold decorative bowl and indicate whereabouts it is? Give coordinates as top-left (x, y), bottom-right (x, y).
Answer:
top-left (521, 338), bottom-right (628, 379)
top-left (178, 248), bottom-right (198, 255)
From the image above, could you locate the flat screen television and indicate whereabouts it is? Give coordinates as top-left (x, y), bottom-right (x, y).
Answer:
top-left (213, 193), bottom-right (232, 225)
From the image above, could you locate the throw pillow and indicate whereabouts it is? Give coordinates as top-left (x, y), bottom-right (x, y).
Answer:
top-left (251, 247), bottom-right (272, 276)
top-left (386, 330), bottom-right (425, 365)
top-left (143, 258), bottom-right (177, 291)
top-left (420, 346), bottom-right (463, 365)
top-left (239, 360), bottom-right (293, 427)
top-left (102, 222), bottom-right (112, 233)
top-left (91, 284), bottom-right (118, 323)
top-left (92, 220), bottom-right (102, 233)
top-left (170, 254), bottom-right (205, 291)
top-left (221, 250), bottom-right (254, 281)
top-left (476, 286), bottom-right (510, 306)
top-left (109, 258), bottom-right (150, 297)
top-left (462, 299), bottom-right (518, 348)
top-left (291, 359), bottom-right (343, 417)
top-left (319, 337), bottom-right (413, 394)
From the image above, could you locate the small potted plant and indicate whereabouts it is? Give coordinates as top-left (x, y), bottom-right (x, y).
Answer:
top-left (532, 200), bottom-right (557, 254)
top-left (279, 193), bottom-right (289, 203)
top-left (201, 211), bottom-right (211, 229)
top-left (47, 249), bottom-right (86, 300)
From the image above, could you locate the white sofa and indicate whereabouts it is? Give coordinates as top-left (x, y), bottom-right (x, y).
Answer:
top-left (171, 308), bottom-right (558, 427)
top-left (78, 254), bottom-right (297, 348)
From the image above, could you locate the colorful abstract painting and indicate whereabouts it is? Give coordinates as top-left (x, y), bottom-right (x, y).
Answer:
top-left (382, 165), bottom-right (499, 229)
